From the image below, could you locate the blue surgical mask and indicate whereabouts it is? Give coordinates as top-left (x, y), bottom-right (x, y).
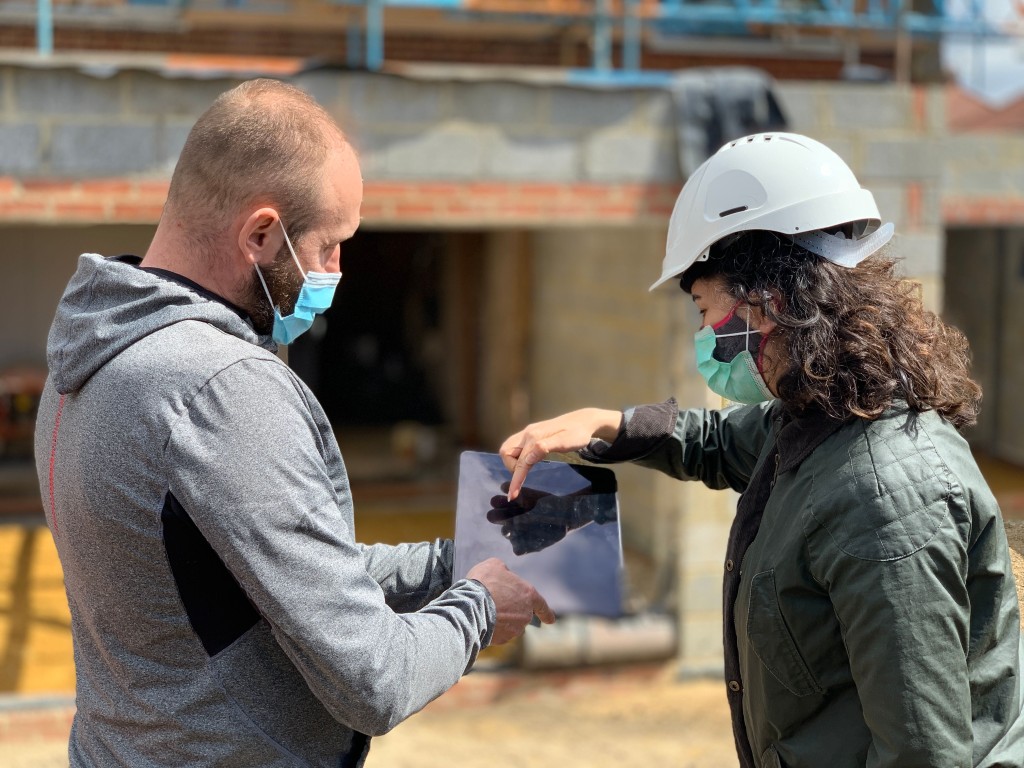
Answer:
top-left (254, 220), bottom-right (341, 345)
top-left (694, 304), bottom-right (774, 404)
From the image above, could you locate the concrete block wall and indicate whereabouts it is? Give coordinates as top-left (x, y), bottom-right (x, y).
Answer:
top-left (0, 67), bottom-right (243, 179)
top-left (775, 82), bottom-right (948, 310)
top-left (0, 62), bottom-right (683, 227)
top-left (527, 225), bottom-right (745, 672)
top-left (528, 227), bottom-right (684, 612)
top-left (943, 134), bottom-right (1024, 231)
top-left (1, 62), bottom-right (1018, 235)
top-left (297, 70), bottom-right (680, 185)
top-left (0, 63), bottom-right (677, 186)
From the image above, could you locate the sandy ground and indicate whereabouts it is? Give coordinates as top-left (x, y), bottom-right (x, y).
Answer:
top-left (8, 524), bottom-right (1023, 768)
top-left (370, 671), bottom-right (734, 768)
top-left (1007, 521), bottom-right (1024, 611)
top-left (367, 517), bottom-right (1024, 768)
top-left (4, 671), bottom-right (735, 768)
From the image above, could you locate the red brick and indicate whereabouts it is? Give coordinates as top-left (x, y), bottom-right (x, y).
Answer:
top-left (647, 204), bottom-right (676, 217)
top-left (21, 179), bottom-right (79, 198)
top-left (0, 176), bottom-right (19, 199)
top-left (912, 87), bottom-right (928, 132)
top-left (0, 201), bottom-right (50, 219)
top-left (612, 183), bottom-right (648, 202)
top-left (906, 183), bottom-right (922, 229)
top-left (502, 204), bottom-right (545, 216)
top-left (596, 204), bottom-right (642, 218)
top-left (415, 183), bottom-right (464, 198)
top-left (0, 708), bottom-right (74, 745)
top-left (112, 203), bottom-right (165, 221)
top-left (944, 197), bottom-right (1024, 225)
top-left (80, 179), bottom-right (134, 196)
top-left (357, 202), bottom-right (387, 219)
top-left (136, 181), bottom-right (170, 199)
top-left (439, 204), bottom-right (482, 217)
top-left (640, 184), bottom-right (682, 207)
top-left (394, 204), bottom-right (437, 217)
top-left (511, 183), bottom-right (564, 199)
top-left (466, 183), bottom-right (514, 197)
top-left (569, 183), bottom-right (613, 199)
top-left (54, 202), bottom-right (108, 219)
top-left (550, 210), bottom-right (595, 220)
top-left (364, 182), bottom-right (424, 197)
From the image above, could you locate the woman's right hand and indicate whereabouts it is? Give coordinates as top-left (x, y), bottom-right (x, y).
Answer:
top-left (499, 408), bottom-right (623, 501)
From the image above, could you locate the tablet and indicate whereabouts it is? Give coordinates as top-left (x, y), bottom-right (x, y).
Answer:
top-left (453, 451), bottom-right (623, 618)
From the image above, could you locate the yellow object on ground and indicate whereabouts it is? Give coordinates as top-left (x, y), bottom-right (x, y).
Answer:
top-left (0, 524), bottom-right (74, 694)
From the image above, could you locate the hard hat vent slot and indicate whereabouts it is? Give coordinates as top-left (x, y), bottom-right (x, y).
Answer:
top-left (719, 206), bottom-right (748, 217)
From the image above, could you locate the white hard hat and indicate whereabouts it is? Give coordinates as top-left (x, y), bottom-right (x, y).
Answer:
top-left (651, 132), bottom-right (891, 290)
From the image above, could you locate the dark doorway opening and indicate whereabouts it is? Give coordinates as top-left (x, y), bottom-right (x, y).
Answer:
top-left (290, 230), bottom-right (447, 428)
top-left (288, 228), bottom-right (493, 491)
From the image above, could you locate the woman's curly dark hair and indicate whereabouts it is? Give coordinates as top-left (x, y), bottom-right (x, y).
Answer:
top-left (681, 230), bottom-right (982, 430)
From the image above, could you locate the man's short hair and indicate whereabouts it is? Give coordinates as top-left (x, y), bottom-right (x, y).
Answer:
top-left (167, 79), bottom-right (344, 247)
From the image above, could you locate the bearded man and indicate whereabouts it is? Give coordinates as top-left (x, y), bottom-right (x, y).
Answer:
top-left (35, 78), bottom-right (552, 768)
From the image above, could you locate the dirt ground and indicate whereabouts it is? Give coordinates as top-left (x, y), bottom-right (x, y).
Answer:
top-left (370, 670), bottom-right (734, 768)
top-left (370, 487), bottom-right (1024, 768)
top-left (9, 524), bottom-right (1023, 768)
top-left (369, 517), bottom-right (1024, 768)
top-left (1008, 521), bottom-right (1024, 611)
top-left (4, 670), bottom-right (735, 768)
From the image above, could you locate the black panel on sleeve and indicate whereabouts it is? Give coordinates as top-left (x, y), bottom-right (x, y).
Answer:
top-left (161, 492), bottom-right (261, 656)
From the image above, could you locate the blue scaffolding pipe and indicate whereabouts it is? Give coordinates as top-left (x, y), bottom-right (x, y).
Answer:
top-left (323, 0), bottom-right (1001, 37)
top-left (623, 0), bottom-right (641, 71)
top-left (593, 0), bottom-right (613, 71)
top-left (37, 0), bottom-right (53, 55)
top-left (366, 0), bottom-right (384, 69)
top-left (31, 0), bottom-right (1005, 70)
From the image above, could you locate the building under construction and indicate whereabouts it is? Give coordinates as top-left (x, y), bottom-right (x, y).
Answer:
top-left (1, 0), bottom-right (1023, 694)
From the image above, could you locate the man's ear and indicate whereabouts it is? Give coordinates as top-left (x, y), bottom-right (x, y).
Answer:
top-left (237, 207), bottom-right (283, 268)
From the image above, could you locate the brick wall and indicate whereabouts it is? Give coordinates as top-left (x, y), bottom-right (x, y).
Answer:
top-left (0, 177), bottom-right (680, 226)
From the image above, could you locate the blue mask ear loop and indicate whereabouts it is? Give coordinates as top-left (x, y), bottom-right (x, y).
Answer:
top-left (253, 261), bottom-right (275, 311)
top-left (278, 218), bottom-right (307, 278)
top-left (253, 218), bottom-right (306, 311)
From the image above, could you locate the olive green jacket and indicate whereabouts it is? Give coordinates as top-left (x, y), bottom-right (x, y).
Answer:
top-left (586, 400), bottom-right (1024, 767)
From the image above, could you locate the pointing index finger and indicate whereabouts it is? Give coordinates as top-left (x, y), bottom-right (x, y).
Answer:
top-left (532, 590), bottom-right (556, 625)
top-left (507, 459), bottom-right (530, 502)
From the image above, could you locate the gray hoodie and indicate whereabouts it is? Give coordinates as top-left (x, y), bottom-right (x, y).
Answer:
top-left (35, 253), bottom-right (495, 767)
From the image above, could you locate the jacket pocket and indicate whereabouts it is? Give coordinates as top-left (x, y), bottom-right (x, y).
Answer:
top-left (209, 620), bottom-right (363, 766)
top-left (760, 743), bottom-right (782, 768)
top-left (746, 569), bottom-right (823, 698)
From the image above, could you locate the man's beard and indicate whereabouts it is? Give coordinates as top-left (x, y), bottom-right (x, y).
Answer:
top-left (246, 244), bottom-right (306, 336)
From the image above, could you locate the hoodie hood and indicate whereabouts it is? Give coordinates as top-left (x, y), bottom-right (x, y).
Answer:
top-left (48, 254), bottom-right (275, 394)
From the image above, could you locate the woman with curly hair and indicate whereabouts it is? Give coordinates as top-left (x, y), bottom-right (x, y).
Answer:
top-left (500, 133), bottom-right (1024, 767)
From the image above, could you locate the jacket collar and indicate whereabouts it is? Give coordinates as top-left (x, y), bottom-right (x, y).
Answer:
top-left (775, 405), bottom-right (848, 475)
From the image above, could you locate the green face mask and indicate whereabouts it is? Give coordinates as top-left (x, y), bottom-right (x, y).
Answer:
top-left (693, 308), bottom-right (774, 405)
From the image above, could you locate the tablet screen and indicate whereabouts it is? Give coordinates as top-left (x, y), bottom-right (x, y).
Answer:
top-left (453, 451), bottom-right (623, 618)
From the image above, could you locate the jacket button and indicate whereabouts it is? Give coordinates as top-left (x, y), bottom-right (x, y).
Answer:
top-left (728, 680), bottom-right (742, 692)
top-left (725, 559), bottom-right (734, 572)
